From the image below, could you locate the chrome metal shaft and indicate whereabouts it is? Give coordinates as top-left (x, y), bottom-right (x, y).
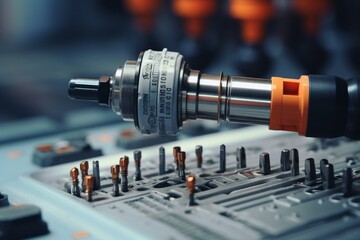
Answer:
top-left (184, 71), bottom-right (271, 125)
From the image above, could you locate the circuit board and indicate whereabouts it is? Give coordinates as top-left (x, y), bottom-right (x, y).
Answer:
top-left (2, 126), bottom-right (360, 239)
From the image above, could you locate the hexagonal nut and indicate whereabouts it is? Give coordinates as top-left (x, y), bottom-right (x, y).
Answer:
top-left (98, 75), bottom-right (111, 105)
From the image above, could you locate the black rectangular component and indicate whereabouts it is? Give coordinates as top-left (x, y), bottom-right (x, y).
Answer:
top-left (0, 205), bottom-right (49, 239)
top-left (32, 137), bottom-right (103, 167)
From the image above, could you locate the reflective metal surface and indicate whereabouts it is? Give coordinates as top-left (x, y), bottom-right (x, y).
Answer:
top-left (226, 76), bottom-right (271, 124)
top-left (183, 72), bottom-right (271, 125)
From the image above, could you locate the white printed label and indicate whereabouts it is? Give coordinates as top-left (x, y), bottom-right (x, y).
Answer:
top-left (137, 49), bottom-right (183, 135)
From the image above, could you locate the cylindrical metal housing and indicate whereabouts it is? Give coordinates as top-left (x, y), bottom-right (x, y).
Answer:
top-left (184, 71), bottom-right (271, 125)
top-left (68, 49), bottom-right (272, 136)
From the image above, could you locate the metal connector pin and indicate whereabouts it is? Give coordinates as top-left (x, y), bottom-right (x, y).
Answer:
top-left (80, 161), bottom-right (89, 192)
top-left (173, 146), bottom-right (181, 177)
top-left (343, 167), bottom-right (353, 197)
top-left (111, 165), bottom-right (120, 197)
top-left (236, 146), bottom-right (246, 169)
top-left (280, 149), bottom-right (290, 172)
top-left (219, 144), bottom-right (226, 173)
top-left (70, 167), bottom-right (80, 197)
top-left (320, 159), bottom-right (329, 182)
top-left (159, 146), bottom-right (166, 175)
top-left (290, 148), bottom-right (299, 176)
top-left (187, 176), bottom-right (197, 206)
top-left (323, 163), bottom-right (335, 189)
top-left (85, 175), bottom-right (94, 202)
top-left (305, 158), bottom-right (316, 186)
top-left (178, 151), bottom-right (186, 181)
top-left (195, 145), bottom-right (203, 168)
top-left (259, 152), bottom-right (271, 175)
top-left (93, 160), bottom-right (101, 190)
top-left (120, 156), bottom-right (129, 192)
top-left (134, 150), bottom-right (142, 181)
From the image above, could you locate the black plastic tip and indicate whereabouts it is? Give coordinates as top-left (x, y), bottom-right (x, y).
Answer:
top-left (68, 78), bottom-right (100, 102)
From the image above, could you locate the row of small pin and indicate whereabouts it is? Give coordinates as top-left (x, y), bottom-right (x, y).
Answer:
top-left (69, 155), bottom-right (133, 201)
top-left (68, 148), bottom-right (197, 205)
top-left (305, 158), bottom-right (353, 197)
top-left (169, 145), bottom-right (247, 175)
top-left (68, 145), bottom-right (354, 203)
top-left (69, 160), bottom-right (101, 201)
top-left (218, 146), bottom-right (354, 197)
top-left (67, 145), bottom-right (288, 202)
top-left (259, 149), bottom-right (354, 197)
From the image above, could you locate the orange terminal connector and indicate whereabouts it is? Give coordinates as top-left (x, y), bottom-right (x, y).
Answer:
top-left (120, 156), bottom-right (129, 192)
top-left (70, 167), bottom-right (79, 183)
top-left (79, 161), bottom-right (89, 192)
top-left (177, 151), bottom-right (186, 181)
top-left (124, 0), bottom-right (162, 31)
top-left (111, 165), bottom-right (120, 196)
top-left (187, 176), bottom-right (196, 194)
top-left (85, 175), bottom-right (94, 202)
top-left (80, 161), bottom-right (89, 176)
top-left (173, 0), bottom-right (216, 39)
top-left (177, 151), bottom-right (186, 168)
top-left (111, 165), bottom-right (120, 181)
top-left (70, 167), bottom-right (81, 197)
top-left (229, 0), bottom-right (274, 44)
top-left (173, 146), bottom-right (181, 166)
top-left (120, 156), bottom-right (129, 174)
top-left (85, 175), bottom-right (94, 190)
top-left (187, 175), bottom-right (196, 206)
top-left (293, 0), bottom-right (330, 36)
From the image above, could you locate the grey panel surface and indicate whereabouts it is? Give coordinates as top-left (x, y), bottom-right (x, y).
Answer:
top-left (2, 126), bottom-right (360, 239)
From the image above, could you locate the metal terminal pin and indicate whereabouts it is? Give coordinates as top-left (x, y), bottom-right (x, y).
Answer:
top-left (80, 161), bottom-right (89, 192)
top-left (236, 146), bottom-right (246, 169)
top-left (177, 151), bottom-right (186, 181)
top-left (319, 159), bottom-right (329, 182)
top-left (195, 145), bottom-right (203, 168)
top-left (93, 160), bottom-right (101, 190)
top-left (120, 156), bottom-right (129, 192)
top-left (187, 176), bottom-right (197, 206)
top-left (85, 175), bottom-right (94, 202)
top-left (280, 149), bottom-right (290, 172)
top-left (323, 163), bottom-right (335, 189)
top-left (343, 167), bottom-right (353, 197)
top-left (70, 167), bottom-right (80, 197)
top-left (219, 144), bottom-right (226, 173)
top-left (159, 146), bottom-right (166, 175)
top-left (133, 150), bottom-right (142, 181)
top-left (305, 158), bottom-right (316, 186)
top-left (173, 146), bottom-right (181, 177)
top-left (111, 165), bottom-right (120, 197)
top-left (290, 148), bottom-right (299, 176)
top-left (259, 152), bottom-right (271, 175)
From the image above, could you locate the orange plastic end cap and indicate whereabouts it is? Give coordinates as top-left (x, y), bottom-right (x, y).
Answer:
top-left (269, 75), bottom-right (310, 135)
